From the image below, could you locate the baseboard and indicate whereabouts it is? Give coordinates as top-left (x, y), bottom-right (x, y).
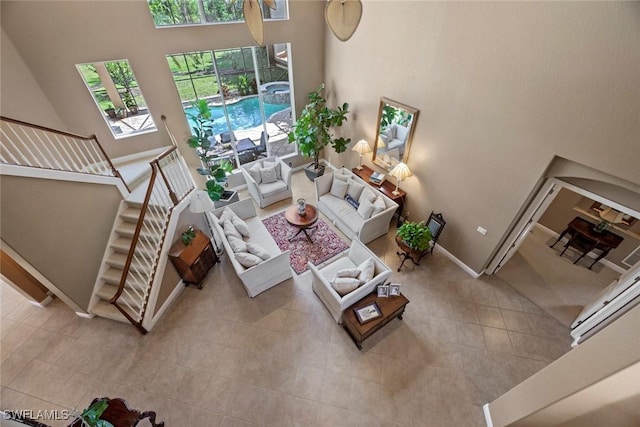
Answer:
top-left (483, 404), bottom-right (494, 427)
top-left (434, 244), bottom-right (483, 278)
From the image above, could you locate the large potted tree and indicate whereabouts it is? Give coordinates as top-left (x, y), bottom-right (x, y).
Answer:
top-left (186, 99), bottom-right (233, 201)
top-left (288, 83), bottom-right (351, 180)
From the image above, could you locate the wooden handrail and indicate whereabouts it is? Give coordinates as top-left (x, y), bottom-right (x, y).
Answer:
top-left (1, 115), bottom-right (98, 141)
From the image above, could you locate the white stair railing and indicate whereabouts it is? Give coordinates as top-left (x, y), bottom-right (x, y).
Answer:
top-left (0, 116), bottom-right (129, 190)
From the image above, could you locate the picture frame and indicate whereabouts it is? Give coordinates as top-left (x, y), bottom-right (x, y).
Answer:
top-left (389, 283), bottom-right (401, 297)
top-left (354, 302), bottom-right (382, 324)
top-left (377, 284), bottom-right (389, 298)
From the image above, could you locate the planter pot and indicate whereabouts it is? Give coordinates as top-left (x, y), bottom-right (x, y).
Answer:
top-left (304, 163), bottom-right (325, 181)
top-left (213, 190), bottom-right (239, 208)
top-left (105, 108), bottom-right (117, 119)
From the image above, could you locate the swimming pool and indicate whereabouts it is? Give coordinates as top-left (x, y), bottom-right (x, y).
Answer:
top-left (184, 96), bottom-right (289, 136)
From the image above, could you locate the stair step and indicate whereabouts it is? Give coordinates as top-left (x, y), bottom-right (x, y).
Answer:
top-left (100, 267), bottom-right (148, 292)
top-left (91, 300), bottom-right (131, 324)
top-left (95, 284), bottom-right (144, 308)
top-left (119, 207), bottom-right (166, 225)
top-left (106, 252), bottom-right (155, 271)
top-left (115, 221), bottom-right (163, 239)
top-left (110, 237), bottom-right (158, 257)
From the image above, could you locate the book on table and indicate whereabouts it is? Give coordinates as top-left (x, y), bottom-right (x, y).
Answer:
top-left (369, 172), bottom-right (385, 185)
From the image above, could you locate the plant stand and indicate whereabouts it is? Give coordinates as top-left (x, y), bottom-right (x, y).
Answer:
top-left (396, 234), bottom-right (428, 271)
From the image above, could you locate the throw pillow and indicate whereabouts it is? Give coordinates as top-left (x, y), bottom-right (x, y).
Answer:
top-left (395, 124), bottom-right (409, 142)
top-left (246, 242), bottom-right (271, 260)
top-left (248, 163), bottom-right (262, 184)
top-left (345, 194), bottom-right (360, 209)
top-left (371, 196), bottom-right (386, 216)
top-left (330, 178), bottom-right (349, 199)
top-left (260, 166), bottom-right (278, 184)
top-left (223, 220), bottom-right (242, 239)
top-left (218, 206), bottom-right (235, 225)
top-left (231, 216), bottom-right (250, 237)
top-left (336, 268), bottom-right (361, 278)
top-left (333, 173), bottom-right (349, 182)
top-left (346, 178), bottom-right (365, 201)
top-left (330, 277), bottom-right (361, 297)
top-left (227, 235), bottom-right (247, 253)
top-left (263, 159), bottom-right (281, 180)
top-left (357, 257), bottom-right (375, 283)
top-left (357, 197), bottom-right (375, 219)
top-left (235, 252), bottom-right (263, 268)
top-left (358, 188), bottom-right (377, 205)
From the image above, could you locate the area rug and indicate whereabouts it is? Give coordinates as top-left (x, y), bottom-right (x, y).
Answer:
top-left (262, 211), bottom-right (349, 274)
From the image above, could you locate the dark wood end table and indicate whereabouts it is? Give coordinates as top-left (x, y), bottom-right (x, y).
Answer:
top-left (284, 203), bottom-right (318, 242)
top-left (395, 234), bottom-right (429, 271)
top-left (342, 291), bottom-right (410, 350)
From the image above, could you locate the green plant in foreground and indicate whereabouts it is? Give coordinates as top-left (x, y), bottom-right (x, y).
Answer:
top-left (287, 83), bottom-right (350, 170)
top-left (397, 221), bottom-right (433, 252)
top-left (186, 99), bottom-right (233, 201)
top-left (77, 399), bottom-right (113, 427)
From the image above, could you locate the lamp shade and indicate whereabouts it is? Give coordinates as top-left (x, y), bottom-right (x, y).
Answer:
top-left (189, 190), bottom-right (215, 214)
top-left (389, 162), bottom-right (413, 181)
top-left (352, 139), bottom-right (372, 155)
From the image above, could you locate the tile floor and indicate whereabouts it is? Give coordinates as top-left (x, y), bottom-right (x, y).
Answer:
top-left (0, 170), bottom-right (572, 427)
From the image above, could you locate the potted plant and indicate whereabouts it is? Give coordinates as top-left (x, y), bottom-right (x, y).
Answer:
top-left (74, 398), bottom-right (114, 427)
top-left (186, 99), bottom-right (233, 201)
top-left (397, 221), bottom-right (433, 252)
top-left (104, 103), bottom-right (117, 119)
top-left (122, 92), bottom-right (139, 115)
top-left (288, 83), bottom-right (351, 180)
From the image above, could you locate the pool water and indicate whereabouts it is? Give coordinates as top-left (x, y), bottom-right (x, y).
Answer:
top-left (184, 96), bottom-right (289, 136)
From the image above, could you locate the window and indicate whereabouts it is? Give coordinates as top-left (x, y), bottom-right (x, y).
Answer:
top-left (77, 60), bottom-right (156, 138)
top-left (148, 0), bottom-right (288, 27)
top-left (167, 44), bottom-right (294, 171)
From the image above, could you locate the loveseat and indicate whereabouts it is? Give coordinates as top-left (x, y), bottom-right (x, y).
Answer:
top-left (379, 123), bottom-right (410, 155)
top-left (314, 168), bottom-right (398, 244)
top-left (240, 155), bottom-right (292, 208)
top-left (210, 198), bottom-right (292, 297)
top-left (309, 239), bottom-right (392, 323)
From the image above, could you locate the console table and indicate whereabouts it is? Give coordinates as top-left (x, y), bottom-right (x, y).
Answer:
top-left (342, 291), bottom-right (409, 349)
top-left (551, 216), bottom-right (624, 269)
top-left (352, 165), bottom-right (406, 225)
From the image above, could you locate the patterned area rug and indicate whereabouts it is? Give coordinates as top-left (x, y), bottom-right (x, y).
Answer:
top-left (262, 211), bottom-right (349, 274)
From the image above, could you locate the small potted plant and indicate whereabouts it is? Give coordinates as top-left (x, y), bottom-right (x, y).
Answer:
top-left (397, 221), bottom-right (433, 252)
top-left (104, 103), bottom-right (117, 119)
top-left (181, 226), bottom-right (196, 246)
top-left (287, 83), bottom-right (350, 180)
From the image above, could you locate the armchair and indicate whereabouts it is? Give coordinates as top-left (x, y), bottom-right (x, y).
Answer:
top-left (309, 240), bottom-right (392, 323)
top-left (240, 155), bottom-right (292, 208)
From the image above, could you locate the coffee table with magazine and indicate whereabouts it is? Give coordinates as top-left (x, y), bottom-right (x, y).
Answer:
top-left (284, 203), bottom-right (318, 242)
top-left (342, 290), bottom-right (410, 350)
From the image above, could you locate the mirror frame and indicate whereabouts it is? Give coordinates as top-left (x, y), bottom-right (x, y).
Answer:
top-left (372, 97), bottom-right (419, 169)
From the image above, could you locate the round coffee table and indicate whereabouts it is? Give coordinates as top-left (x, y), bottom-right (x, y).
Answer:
top-left (285, 204), bottom-right (318, 242)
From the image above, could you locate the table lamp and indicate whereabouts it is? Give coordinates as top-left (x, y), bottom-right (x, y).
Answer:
top-left (352, 139), bottom-right (372, 170)
top-left (389, 162), bottom-right (412, 195)
top-left (189, 190), bottom-right (221, 254)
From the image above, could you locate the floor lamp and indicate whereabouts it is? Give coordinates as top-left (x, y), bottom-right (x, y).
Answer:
top-left (189, 190), bottom-right (222, 254)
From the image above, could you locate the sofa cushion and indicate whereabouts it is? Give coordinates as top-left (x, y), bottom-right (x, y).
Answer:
top-left (359, 188), bottom-right (377, 205)
top-left (334, 173), bottom-right (349, 182)
top-left (346, 178), bottom-right (365, 201)
top-left (263, 159), bottom-right (281, 180)
top-left (330, 178), bottom-right (349, 199)
top-left (235, 252), bottom-right (263, 268)
top-left (228, 235), bottom-right (247, 253)
top-left (395, 124), bottom-right (409, 143)
top-left (247, 242), bottom-right (271, 260)
top-left (231, 216), bottom-right (250, 237)
top-left (260, 166), bottom-right (278, 184)
top-left (217, 206), bottom-right (236, 225)
top-left (330, 277), bottom-right (361, 296)
top-left (357, 197), bottom-right (375, 219)
top-left (345, 194), bottom-right (360, 209)
top-left (248, 162), bottom-right (262, 184)
top-left (259, 180), bottom-right (288, 198)
top-left (357, 257), bottom-right (375, 282)
top-left (336, 267), bottom-right (361, 278)
top-left (371, 196), bottom-right (386, 217)
top-left (223, 220), bottom-right (242, 239)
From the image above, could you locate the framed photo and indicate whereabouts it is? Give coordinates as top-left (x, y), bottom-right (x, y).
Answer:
top-left (354, 302), bottom-right (382, 324)
top-left (389, 283), bottom-right (401, 297)
top-left (377, 284), bottom-right (389, 298)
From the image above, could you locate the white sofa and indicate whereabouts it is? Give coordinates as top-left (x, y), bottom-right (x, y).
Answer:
top-left (210, 198), bottom-right (292, 297)
top-left (314, 168), bottom-right (398, 244)
top-left (309, 240), bottom-right (392, 323)
top-left (240, 155), bottom-right (292, 208)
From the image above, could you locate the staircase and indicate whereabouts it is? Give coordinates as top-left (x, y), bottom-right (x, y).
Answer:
top-left (1, 115), bottom-right (196, 334)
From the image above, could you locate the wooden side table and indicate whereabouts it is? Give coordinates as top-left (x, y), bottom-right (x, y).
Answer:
top-left (168, 229), bottom-right (217, 289)
top-left (284, 203), bottom-right (318, 242)
top-left (352, 165), bottom-right (406, 225)
top-left (395, 234), bottom-right (429, 271)
top-left (342, 291), bottom-right (410, 350)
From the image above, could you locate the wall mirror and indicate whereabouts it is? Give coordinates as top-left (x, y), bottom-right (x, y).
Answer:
top-left (372, 97), bottom-right (419, 171)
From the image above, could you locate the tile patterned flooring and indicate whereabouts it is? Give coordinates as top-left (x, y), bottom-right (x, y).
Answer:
top-left (0, 171), bottom-right (572, 427)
